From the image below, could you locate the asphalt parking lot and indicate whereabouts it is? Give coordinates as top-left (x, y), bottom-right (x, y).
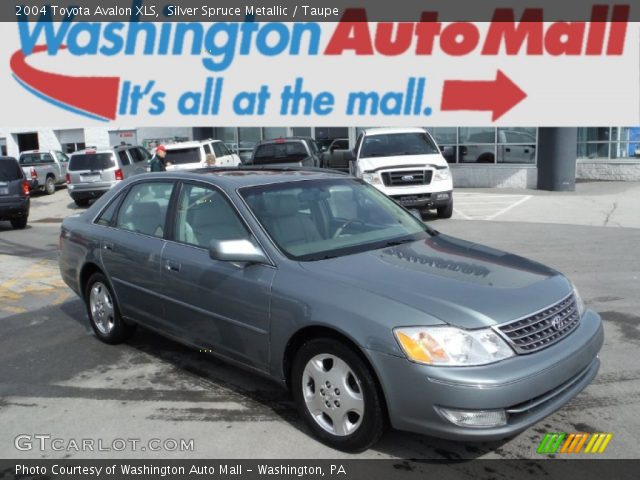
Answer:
top-left (1, 182), bottom-right (639, 460)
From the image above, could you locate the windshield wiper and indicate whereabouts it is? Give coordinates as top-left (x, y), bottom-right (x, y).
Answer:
top-left (381, 238), bottom-right (415, 247)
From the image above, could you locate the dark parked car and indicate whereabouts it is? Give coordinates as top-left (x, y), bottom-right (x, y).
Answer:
top-left (0, 156), bottom-right (30, 229)
top-left (59, 168), bottom-right (602, 452)
top-left (323, 138), bottom-right (351, 171)
top-left (248, 137), bottom-right (324, 168)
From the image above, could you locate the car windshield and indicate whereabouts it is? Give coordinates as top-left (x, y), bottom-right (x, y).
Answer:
top-left (252, 142), bottom-right (308, 164)
top-left (165, 147), bottom-right (201, 165)
top-left (360, 132), bottom-right (439, 158)
top-left (68, 153), bottom-right (115, 171)
top-left (0, 160), bottom-right (22, 180)
top-left (240, 178), bottom-right (434, 261)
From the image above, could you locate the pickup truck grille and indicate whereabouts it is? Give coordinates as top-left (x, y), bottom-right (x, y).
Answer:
top-left (381, 170), bottom-right (433, 187)
top-left (496, 294), bottom-right (580, 354)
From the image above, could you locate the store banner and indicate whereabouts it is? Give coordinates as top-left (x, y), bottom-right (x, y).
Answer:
top-left (0, 0), bottom-right (638, 127)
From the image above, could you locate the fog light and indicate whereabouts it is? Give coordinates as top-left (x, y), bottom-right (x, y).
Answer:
top-left (436, 407), bottom-right (507, 428)
top-left (436, 193), bottom-right (450, 200)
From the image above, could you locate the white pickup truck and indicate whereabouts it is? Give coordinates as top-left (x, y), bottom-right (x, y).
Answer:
top-left (350, 128), bottom-right (454, 218)
top-left (18, 150), bottom-right (69, 195)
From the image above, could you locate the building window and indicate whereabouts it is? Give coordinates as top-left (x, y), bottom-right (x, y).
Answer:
top-left (61, 142), bottom-right (86, 154)
top-left (577, 127), bottom-right (640, 160)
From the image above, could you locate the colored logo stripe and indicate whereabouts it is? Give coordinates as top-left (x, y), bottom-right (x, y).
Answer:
top-left (538, 433), bottom-right (613, 454)
top-left (537, 433), bottom-right (565, 454)
top-left (10, 45), bottom-right (120, 121)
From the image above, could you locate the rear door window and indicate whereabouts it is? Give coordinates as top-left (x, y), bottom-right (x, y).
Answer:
top-left (165, 147), bottom-right (201, 165)
top-left (117, 150), bottom-right (131, 166)
top-left (0, 159), bottom-right (23, 180)
top-left (129, 147), bottom-right (150, 163)
top-left (54, 151), bottom-right (69, 163)
top-left (212, 143), bottom-right (225, 157)
top-left (68, 153), bottom-right (116, 171)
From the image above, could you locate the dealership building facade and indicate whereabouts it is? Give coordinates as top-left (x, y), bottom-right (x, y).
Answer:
top-left (1, 126), bottom-right (639, 190)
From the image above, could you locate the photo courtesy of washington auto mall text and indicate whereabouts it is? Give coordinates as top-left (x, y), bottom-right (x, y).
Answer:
top-left (0, 0), bottom-right (639, 479)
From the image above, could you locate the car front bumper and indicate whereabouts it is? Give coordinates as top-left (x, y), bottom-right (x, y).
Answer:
top-left (389, 190), bottom-right (452, 210)
top-left (366, 309), bottom-right (603, 441)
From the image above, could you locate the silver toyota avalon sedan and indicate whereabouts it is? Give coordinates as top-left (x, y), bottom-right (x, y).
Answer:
top-left (59, 168), bottom-right (603, 452)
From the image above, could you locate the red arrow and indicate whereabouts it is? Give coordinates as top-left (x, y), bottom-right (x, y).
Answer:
top-left (441, 70), bottom-right (527, 121)
top-left (10, 45), bottom-right (120, 121)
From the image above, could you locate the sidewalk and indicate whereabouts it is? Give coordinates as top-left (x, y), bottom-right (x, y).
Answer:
top-left (450, 181), bottom-right (640, 229)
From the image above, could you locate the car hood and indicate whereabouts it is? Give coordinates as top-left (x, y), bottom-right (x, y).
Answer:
top-left (299, 234), bottom-right (571, 329)
top-left (358, 153), bottom-right (447, 172)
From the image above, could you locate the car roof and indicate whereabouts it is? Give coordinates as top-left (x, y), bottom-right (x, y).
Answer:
top-left (19, 150), bottom-right (51, 154)
top-left (256, 137), bottom-right (313, 145)
top-left (0, 156), bottom-right (19, 162)
top-left (363, 127), bottom-right (427, 136)
top-left (164, 140), bottom-right (218, 149)
top-left (139, 168), bottom-right (348, 189)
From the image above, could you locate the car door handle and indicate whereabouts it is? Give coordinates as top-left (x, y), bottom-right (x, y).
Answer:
top-left (505, 148), bottom-right (511, 152)
top-left (103, 242), bottom-right (114, 251)
top-left (165, 260), bottom-right (181, 272)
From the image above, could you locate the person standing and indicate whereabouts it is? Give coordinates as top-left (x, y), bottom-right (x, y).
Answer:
top-left (150, 145), bottom-right (167, 172)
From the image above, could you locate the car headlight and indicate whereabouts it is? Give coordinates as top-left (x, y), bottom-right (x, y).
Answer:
top-left (433, 167), bottom-right (450, 181)
top-left (362, 172), bottom-right (382, 185)
top-left (394, 326), bottom-right (514, 366)
top-left (572, 282), bottom-right (586, 318)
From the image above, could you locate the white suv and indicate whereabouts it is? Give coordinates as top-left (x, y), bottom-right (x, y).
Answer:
top-left (164, 139), bottom-right (241, 170)
top-left (351, 128), bottom-right (454, 218)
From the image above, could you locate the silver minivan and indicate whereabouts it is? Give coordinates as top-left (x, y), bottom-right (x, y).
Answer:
top-left (66, 145), bottom-right (150, 206)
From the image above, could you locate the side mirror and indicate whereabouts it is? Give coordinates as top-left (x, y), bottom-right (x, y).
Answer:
top-left (208, 239), bottom-right (268, 265)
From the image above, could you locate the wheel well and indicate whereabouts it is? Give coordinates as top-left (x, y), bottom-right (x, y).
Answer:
top-left (46, 173), bottom-right (54, 178)
top-left (79, 263), bottom-right (103, 299)
top-left (282, 326), bottom-right (390, 422)
top-left (477, 153), bottom-right (495, 163)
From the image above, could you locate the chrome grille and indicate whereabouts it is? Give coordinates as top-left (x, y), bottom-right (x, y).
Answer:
top-left (381, 170), bottom-right (433, 187)
top-left (496, 294), bottom-right (580, 354)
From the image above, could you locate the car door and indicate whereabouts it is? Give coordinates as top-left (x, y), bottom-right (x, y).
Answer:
top-left (53, 151), bottom-right (69, 179)
top-left (160, 181), bottom-right (275, 370)
top-left (98, 180), bottom-right (175, 330)
top-left (128, 147), bottom-right (151, 175)
top-left (327, 139), bottom-right (350, 170)
top-left (212, 142), bottom-right (238, 166)
top-left (116, 149), bottom-right (136, 177)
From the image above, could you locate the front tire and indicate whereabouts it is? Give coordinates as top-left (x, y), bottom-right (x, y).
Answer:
top-left (291, 338), bottom-right (386, 452)
top-left (437, 201), bottom-right (454, 219)
top-left (85, 273), bottom-right (135, 344)
top-left (10, 217), bottom-right (27, 229)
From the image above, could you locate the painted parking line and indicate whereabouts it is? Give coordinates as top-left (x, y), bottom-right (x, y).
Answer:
top-left (453, 193), bottom-right (532, 220)
top-left (0, 254), bottom-right (73, 319)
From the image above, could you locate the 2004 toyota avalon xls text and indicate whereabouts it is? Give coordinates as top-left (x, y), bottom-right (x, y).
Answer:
top-left (58, 168), bottom-right (603, 452)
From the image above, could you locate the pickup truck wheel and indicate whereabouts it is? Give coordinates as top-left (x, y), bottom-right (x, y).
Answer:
top-left (74, 198), bottom-right (90, 207)
top-left (44, 176), bottom-right (56, 195)
top-left (10, 217), bottom-right (28, 229)
top-left (85, 273), bottom-right (135, 344)
top-left (292, 338), bottom-right (386, 452)
top-left (437, 201), bottom-right (454, 219)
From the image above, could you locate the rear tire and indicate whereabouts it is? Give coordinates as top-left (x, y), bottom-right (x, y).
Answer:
top-left (85, 272), bottom-right (135, 344)
top-left (437, 201), bottom-right (454, 219)
top-left (291, 338), bottom-right (386, 452)
top-left (74, 198), bottom-right (90, 207)
top-left (10, 217), bottom-right (27, 229)
top-left (44, 176), bottom-right (56, 195)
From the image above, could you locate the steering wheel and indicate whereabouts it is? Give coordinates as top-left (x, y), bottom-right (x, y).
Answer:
top-left (333, 219), bottom-right (366, 238)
